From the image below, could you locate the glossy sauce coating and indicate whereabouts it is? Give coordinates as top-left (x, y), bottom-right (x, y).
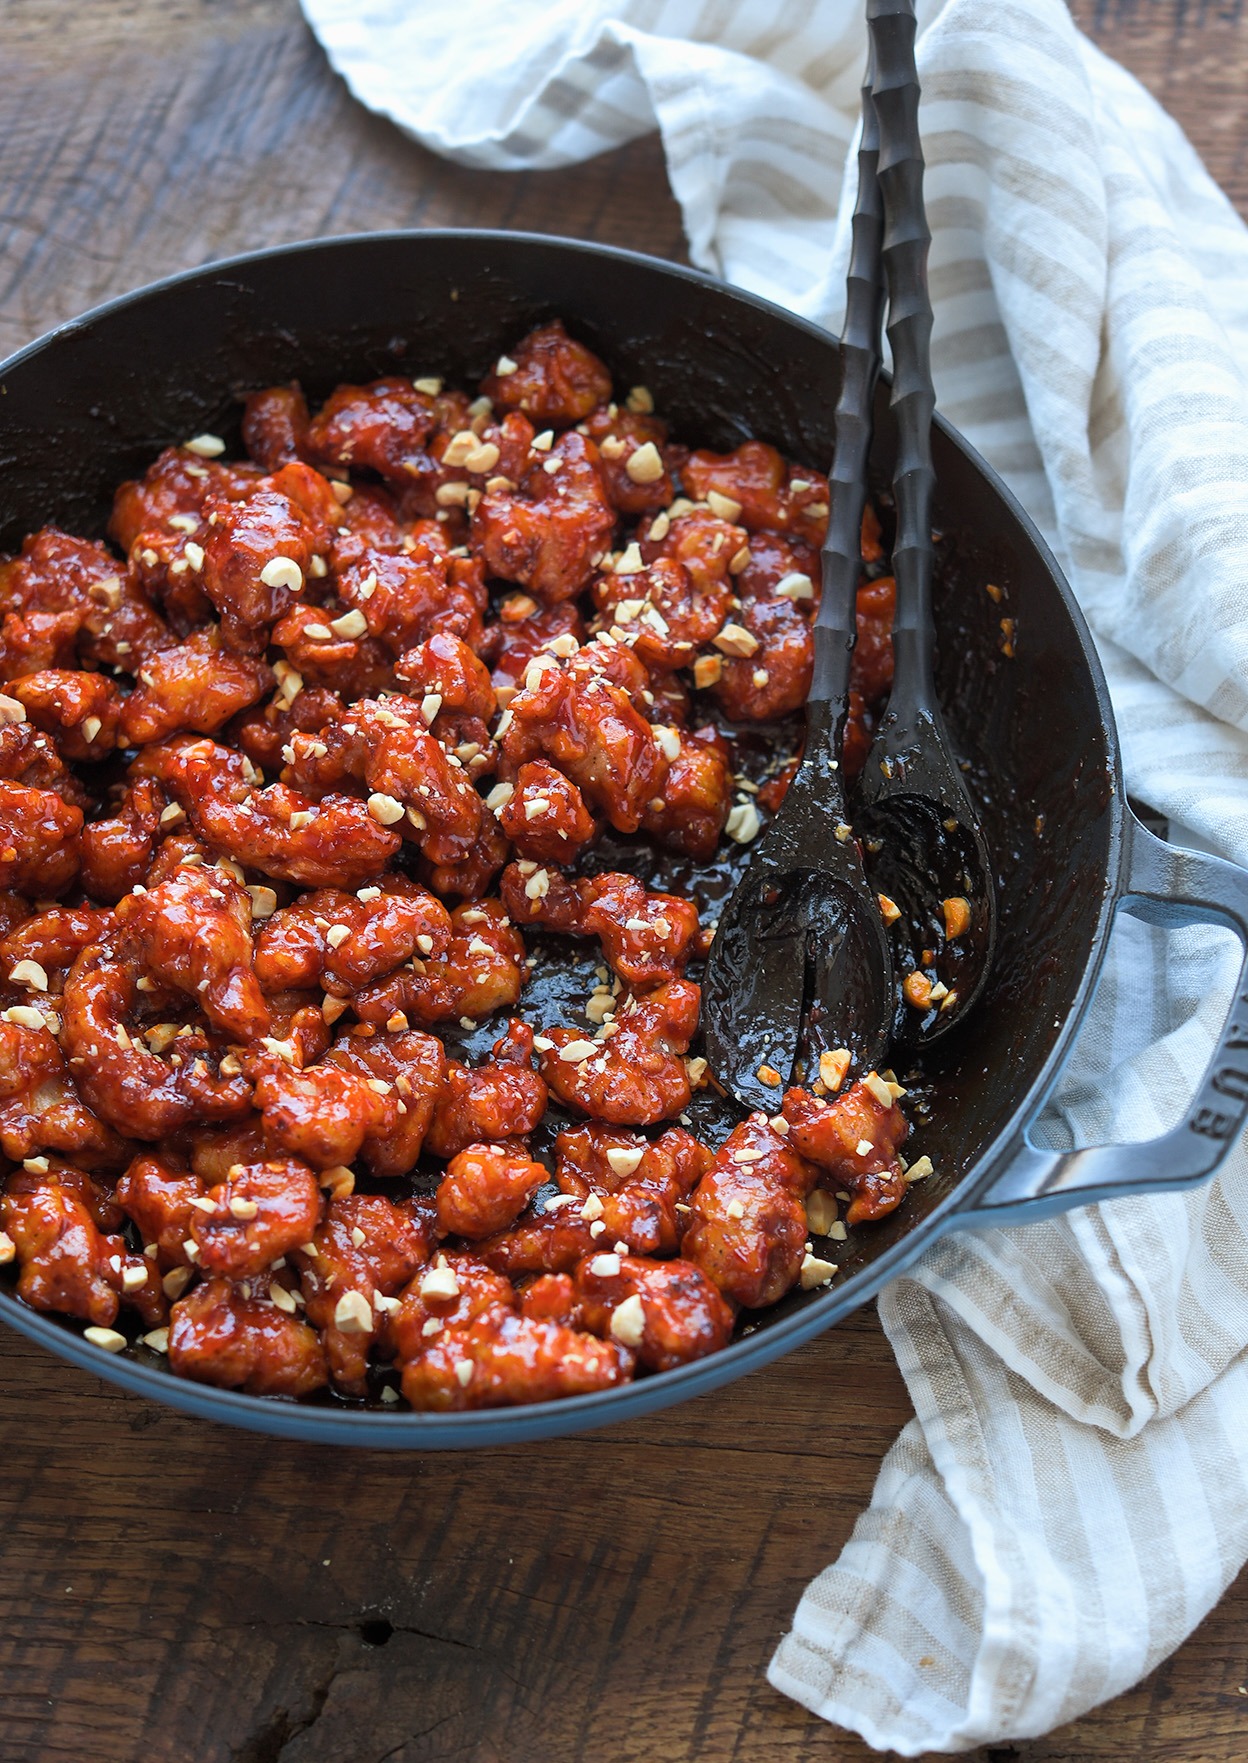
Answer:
top-left (575, 1252), bottom-right (736, 1372)
top-left (781, 1079), bottom-right (910, 1224)
top-left (0, 320), bottom-right (916, 1410)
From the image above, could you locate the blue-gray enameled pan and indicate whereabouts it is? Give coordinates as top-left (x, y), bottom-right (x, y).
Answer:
top-left (2, 230), bottom-right (1246, 1445)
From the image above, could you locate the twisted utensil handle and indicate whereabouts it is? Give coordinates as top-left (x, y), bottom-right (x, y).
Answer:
top-left (810, 56), bottom-right (886, 708)
top-left (867, 0), bottom-right (936, 704)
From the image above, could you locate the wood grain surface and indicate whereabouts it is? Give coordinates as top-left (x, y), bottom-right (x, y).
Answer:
top-left (2, 2), bottom-right (1248, 1760)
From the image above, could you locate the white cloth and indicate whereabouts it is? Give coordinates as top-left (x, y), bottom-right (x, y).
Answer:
top-left (302, 0), bottom-right (1248, 1750)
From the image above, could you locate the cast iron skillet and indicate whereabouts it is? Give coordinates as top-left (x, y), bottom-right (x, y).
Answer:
top-left (3, 230), bottom-right (1247, 1448)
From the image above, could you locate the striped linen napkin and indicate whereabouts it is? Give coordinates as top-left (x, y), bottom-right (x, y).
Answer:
top-left (301, 0), bottom-right (1248, 1749)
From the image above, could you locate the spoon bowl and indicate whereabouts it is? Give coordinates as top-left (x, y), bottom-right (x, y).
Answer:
top-left (702, 705), bottom-right (896, 1114)
top-left (859, 780), bottom-right (995, 1045)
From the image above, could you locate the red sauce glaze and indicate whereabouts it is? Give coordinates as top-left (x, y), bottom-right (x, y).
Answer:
top-left (682, 1114), bottom-right (818, 1309)
top-left (0, 320), bottom-right (917, 1411)
top-left (435, 1143), bottom-right (548, 1239)
top-left (781, 1079), bottom-right (909, 1224)
top-left (575, 1251), bottom-right (735, 1372)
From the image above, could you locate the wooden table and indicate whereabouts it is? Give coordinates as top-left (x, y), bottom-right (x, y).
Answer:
top-left (3, 3), bottom-right (1247, 1758)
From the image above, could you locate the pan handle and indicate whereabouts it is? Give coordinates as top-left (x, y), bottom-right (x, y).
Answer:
top-left (953, 812), bottom-right (1248, 1224)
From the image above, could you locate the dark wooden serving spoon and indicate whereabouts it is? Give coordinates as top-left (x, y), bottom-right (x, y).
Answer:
top-left (701, 55), bottom-right (895, 1117)
top-left (702, 0), bottom-right (996, 1111)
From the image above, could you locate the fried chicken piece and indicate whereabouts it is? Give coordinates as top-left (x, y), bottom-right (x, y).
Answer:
top-left (683, 439), bottom-right (830, 547)
top-left (435, 1143), bottom-right (549, 1240)
top-left (537, 980), bottom-right (699, 1127)
top-left (683, 1113), bottom-right (818, 1308)
top-left (780, 1078), bottom-right (909, 1224)
top-left (242, 384), bottom-right (312, 472)
top-left (424, 1019), bottom-right (547, 1160)
top-left (60, 947), bottom-right (252, 1140)
top-left (2, 1166), bottom-right (159, 1327)
top-left (0, 783), bottom-right (82, 897)
top-left (499, 639), bottom-right (668, 834)
top-left (500, 865), bottom-right (699, 990)
top-left (77, 778), bottom-right (168, 904)
top-left (473, 430), bottom-right (616, 604)
top-left (291, 1192), bottom-right (435, 1396)
top-left (121, 629), bottom-right (273, 745)
top-left (318, 1025), bottom-right (447, 1179)
top-left (352, 899), bottom-right (525, 1032)
top-left (552, 1122), bottom-right (712, 1257)
top-left (494, 761), bottom-right (597, 865)
top-left (6, 669), bottom-right (125, 761)
top-left (0, 1018), bottom-right (126, 1167)
top-left (199, 463), bottom-right (338, 654)
top-left (479, 322), bottom-right (612, 425)
top-left (188, 1155), bottom-right (323, 1280)
top-left (168, 1274), bottom-right (328, 1398)
top-left (305, 377), bottom-right (441, 482)
top-left (254, 878), bottom-right (451, 997)
top-left (115, 1152), bottom-right (207, 1268)
top-left (579, 403), bottom-right (676, 516)
top-left (113, 866), bottom-right (269, 1042)
top-left (399, 1308), bottom-right (632, 1411)
top-left (575, 1251), bottom-right (735, 1372)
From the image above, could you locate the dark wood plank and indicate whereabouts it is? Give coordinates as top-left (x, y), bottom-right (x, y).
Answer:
top-left (1068, 0), bottom-right (1248, 221)
top-left (2, 1317), bottom-right (1246, 1763)
top-left (0, 0), bottom-right (686, 362)
top-left (2, 2), bottom-right (1248, 1760)
top-left (0, 1317), bottom-right (912, 1763)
